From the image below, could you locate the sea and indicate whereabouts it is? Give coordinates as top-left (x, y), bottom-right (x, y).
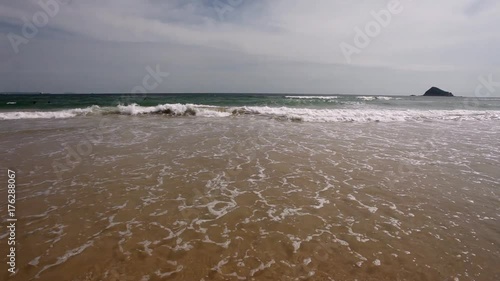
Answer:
top-left (0, 93), bottom-right (499, 281)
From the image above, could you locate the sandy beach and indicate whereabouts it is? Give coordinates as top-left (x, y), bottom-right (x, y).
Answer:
top-left (1, 114), bottom-right (499, 280)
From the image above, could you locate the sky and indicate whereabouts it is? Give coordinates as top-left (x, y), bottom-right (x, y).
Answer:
top-left (0, 0), bottom-right (499, 95)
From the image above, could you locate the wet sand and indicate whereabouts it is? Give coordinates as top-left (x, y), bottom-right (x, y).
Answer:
top-left (0, 116), bottom-right (499, 280)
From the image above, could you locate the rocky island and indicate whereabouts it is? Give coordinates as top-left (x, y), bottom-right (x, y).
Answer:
top-left (423, 87), bottom-right (454, 97)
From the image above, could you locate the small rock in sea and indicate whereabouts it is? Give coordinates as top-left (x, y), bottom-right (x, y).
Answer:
top-left (423, 87), bottom-right (453, 97)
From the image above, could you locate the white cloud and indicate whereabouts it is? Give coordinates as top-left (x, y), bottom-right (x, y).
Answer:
top-left (0, 0), bottom-right (498, 94)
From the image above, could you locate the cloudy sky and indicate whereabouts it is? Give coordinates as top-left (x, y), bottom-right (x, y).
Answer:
top-left (0, 0), bottom-right (499, 95)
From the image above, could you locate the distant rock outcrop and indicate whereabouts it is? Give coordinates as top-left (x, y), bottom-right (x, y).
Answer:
top-left (423, 87), bottom-right (453, 97)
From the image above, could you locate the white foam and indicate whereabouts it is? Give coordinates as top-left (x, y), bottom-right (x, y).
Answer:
top-left (155, 265), bottom-right (183, 278)
top-left (377, 96), bottom-right (400, 100)
top-left (312, 198), bottom-right (330, 209)
top-left (139, 240), bottom-right (153, 256)
top-left (357, 96), bottom-right (376, 101)
top-left (117, 103), bottom-right (231, 117)
top-left (354, 96), bottom-right (400, 100)
top-left (197, 108), bottom-right (232, 117)
top-left (249, 260), bottom-right (275, 276)
top-left (232, 106), bottom-right (500, 123)
top-left (0, 106), bottom-right (97, 120)
top-left (149, 210), bottom-right (168, 217)
top-left (3, 103), bottom-right (500, 123)
top-left (285, 96), bottom-right (339, 100)
top-left (29, 256), bottom-right (41, 266)
top-left (0, 103), bottom-right (230, 120)
top-left (35, 240), bottom-right (94, 278)
top-left (117, 103), bottom-right (193, 115)
top-left (288, 235), bottom-right (302, 253)
top-left (171, 238), bottom-right (193, 252)
top-left (202, 235), bottom-right (231, 248)
top-left (347, 194), bottom-right (378, 213)
top-left (206, 200), bottom-right (237, 218)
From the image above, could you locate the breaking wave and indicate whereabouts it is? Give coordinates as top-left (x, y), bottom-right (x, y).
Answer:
top-left (356, 96), bottom-right (401, 101)
top-left (284, 95), bottom-right (400, 101)
top-left (231, 106), bottom-right (500, 122)
top-left (1, 103), bottom-right (499, 122)
top-left (0, 106), bottom-right (98, 120)
top-left (285, 96), bottom-right (339, 100)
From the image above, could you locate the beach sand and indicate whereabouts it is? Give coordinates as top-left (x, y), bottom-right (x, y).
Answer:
top-left (1, 115), bottom-right (499, 280)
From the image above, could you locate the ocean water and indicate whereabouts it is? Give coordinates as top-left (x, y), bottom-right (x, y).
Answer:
top-left (1, 93), bottom-right (500, 121)
top-left (0, 94), bottom-right (499, 280)
top-left (0, 94), bottom-right (500, 122)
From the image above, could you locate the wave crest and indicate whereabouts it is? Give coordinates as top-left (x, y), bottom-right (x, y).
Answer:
top-left (1, 103), bottom-right (499, 122)
top-left (285, 96), bottom-right (339, 100)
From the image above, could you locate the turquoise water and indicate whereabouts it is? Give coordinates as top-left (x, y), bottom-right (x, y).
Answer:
top-left (1, 93), bottom-right (500, 110)
top-left (1, 93), bottom-right (500, 122)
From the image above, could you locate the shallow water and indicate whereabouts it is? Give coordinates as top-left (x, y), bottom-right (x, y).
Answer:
top-left (0, 115), bottom-right (499, 281)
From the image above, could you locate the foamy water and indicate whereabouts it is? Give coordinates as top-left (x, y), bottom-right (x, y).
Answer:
top-left (0, 115), bottom-right (499, 281)
top-left (1, 103), bottom-right (500, 123)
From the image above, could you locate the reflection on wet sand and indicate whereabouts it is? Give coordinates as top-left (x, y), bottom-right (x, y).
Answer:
top-left (0, 116), bottom-right (499, 281)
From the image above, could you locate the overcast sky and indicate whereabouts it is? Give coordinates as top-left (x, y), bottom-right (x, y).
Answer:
top-left (0, 0), bottom-right (499, 95)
